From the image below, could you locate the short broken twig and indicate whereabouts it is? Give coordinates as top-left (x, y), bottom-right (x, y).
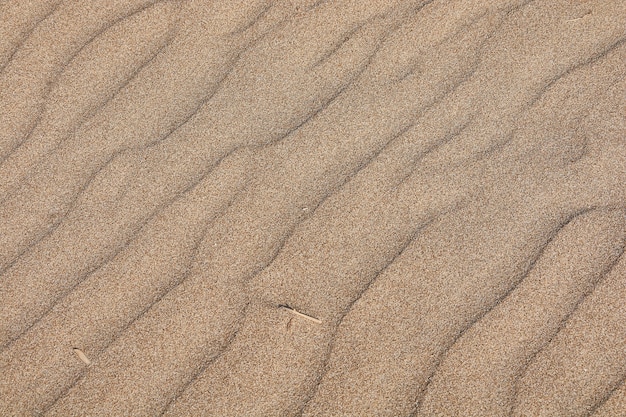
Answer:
top-left (279, 304), bottom-right (322, 324)
top-left (566, 10), bottom-right (592, 22)
top-left (73, 347), bottom-right (91, 365)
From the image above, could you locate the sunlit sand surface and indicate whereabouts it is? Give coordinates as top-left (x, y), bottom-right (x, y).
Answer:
top-left (1, 1), bottom-right (625, 415)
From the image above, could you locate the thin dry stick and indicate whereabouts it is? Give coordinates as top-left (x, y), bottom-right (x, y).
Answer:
top-left (280, 305), bottom-right (322, 324)
top-left (566, 10), bottom-right (592, 22)
top-left (73, 347), bottom-right (91, 365)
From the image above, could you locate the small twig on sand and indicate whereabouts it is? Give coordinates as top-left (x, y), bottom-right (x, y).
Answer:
top-left (566, 10), bottom-right (592, 22)
top-left (73, 347), bottom-right (91, 365)
top-left (279, 304), bottom-right (322, 324)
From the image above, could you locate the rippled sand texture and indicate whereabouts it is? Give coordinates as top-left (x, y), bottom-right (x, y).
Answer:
top-left (1, 0), bottom-right (625, 415)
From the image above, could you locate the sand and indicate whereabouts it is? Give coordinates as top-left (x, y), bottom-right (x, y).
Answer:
top-left (0, 0), bottom-right (625, 415)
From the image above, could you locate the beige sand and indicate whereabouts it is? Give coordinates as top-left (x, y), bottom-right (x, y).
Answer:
top-left (1, 0), bottom-right (625, 415)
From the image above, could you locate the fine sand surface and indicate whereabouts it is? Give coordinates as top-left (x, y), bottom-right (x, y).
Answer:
top-left (1, 1), bottom-right (626, 416)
